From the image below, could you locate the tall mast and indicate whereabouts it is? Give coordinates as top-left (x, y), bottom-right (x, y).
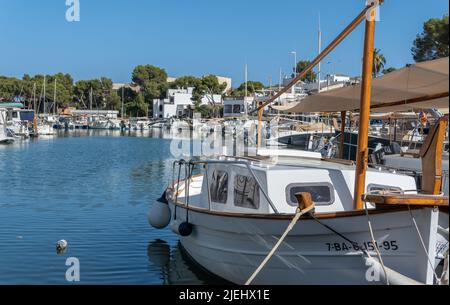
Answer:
top-left (353, 5), bottom-right (377, 210)
top-left (278, 68), bottom-right (282, 104)
top-left (252, 4), bottom-right (374, 113)
top-left (121, 87), bottom-right (124, 118)
top-left (317, 13), bottom-right (322, 93)
top-left (43, 75), bottom-right (46, 115)
top-left (33, 82), bottom-right (37, 133)
top-left (89, 87), bottom-right (93, 111)
top-left (244, 64), bottom-right (248, 99)
top-left (53, 78), bottom-right (57, 115)
top-left (33, 83), bottom-right (36, 111)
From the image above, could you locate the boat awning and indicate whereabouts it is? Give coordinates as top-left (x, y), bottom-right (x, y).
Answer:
top-left (0, 103), bottom-right (24, 109)
top-left (274, 57), bottom-right (449, 113)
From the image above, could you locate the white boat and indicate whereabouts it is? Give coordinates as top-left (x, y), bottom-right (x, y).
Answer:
top-left (131, 119), bottom-right (150, 131)
top-left (149, 12), bottom-right (450, 283)
top-left (88, 117), bottom-right (109, 129)
top-left (152, 121), bottom-right (448, 284)
top-left (0, 110), bottom-right (15, 144)
top-left (37, 123), bottom-right (55, 136)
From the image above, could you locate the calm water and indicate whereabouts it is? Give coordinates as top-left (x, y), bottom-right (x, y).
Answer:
top-left (0, 130), bottom-right (225, 284)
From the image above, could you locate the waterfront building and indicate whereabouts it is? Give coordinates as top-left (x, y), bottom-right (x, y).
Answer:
top-left (153, 87), bottom-right (222, 119)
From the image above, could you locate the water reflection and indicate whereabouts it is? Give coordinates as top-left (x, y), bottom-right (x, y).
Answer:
top-left (147, 239), bottom-right (229, 285)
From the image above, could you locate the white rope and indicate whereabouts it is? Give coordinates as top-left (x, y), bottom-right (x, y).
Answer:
top-left (363, 200), bottom-right (390, 285)
top-left (245, 205), bottom-right (314, 285)
top-left (407, 206), bottom-right (441, 284)
top-left (440, 250), bottom-right (449, 285)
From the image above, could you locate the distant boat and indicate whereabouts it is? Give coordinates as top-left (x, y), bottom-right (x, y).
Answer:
top-left (0, 110), bottom-right (15, 144)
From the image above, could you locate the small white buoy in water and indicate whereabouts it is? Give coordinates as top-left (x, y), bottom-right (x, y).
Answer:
top-left (56, 240), bottom-right (68, 254)
top-left (148, 191), bottom-right (171, 229)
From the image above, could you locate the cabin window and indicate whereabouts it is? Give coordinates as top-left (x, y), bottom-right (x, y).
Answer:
top-left (286, 183), bottom-right (334, 206)
top-left (210, 170), bottom-right (228, 204)
top-left (224, 105), bottom-right (232, 114)
top-left (367, 184), bottom-right (403, 195)
top-left (234, 175), bottom-right (260, 209)
top-left (233, 105), bottom-right (242, 114)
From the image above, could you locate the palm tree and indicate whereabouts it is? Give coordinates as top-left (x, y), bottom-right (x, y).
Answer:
top-left (373, 48), bottom-right (386, 77)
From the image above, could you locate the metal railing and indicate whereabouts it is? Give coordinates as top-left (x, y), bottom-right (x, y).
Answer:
top-left (170, 158), bottom-right (280, 214)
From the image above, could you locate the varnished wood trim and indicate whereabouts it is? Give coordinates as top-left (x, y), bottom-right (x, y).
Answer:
top-left (364, 194), bottom-right (449, 206)
top-left (172, 200), bottom-right (423, 220)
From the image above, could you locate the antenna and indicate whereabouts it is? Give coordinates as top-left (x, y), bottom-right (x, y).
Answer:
top-left (53, 78), bottom-right (57, 115)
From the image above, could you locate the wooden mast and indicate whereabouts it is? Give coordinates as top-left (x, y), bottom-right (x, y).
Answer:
top-left (251, 3), bottom-right (379, 114)
top-left (353, 5), bottom-right (377, 210)
top-left (254, 2), bottom-right (380, 148)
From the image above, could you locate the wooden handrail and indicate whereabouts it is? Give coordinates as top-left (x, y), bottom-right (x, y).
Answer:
top-left (364, 194), bottom-right (449, 207)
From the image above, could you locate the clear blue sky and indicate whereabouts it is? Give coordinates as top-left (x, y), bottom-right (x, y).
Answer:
top-left (0, 0), bottom-right (448, 87)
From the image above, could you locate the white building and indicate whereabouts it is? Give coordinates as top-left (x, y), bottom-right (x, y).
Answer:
top-left (153, 87), bottom-right (222, 119)
top-left (280, 73), bottom-right (355, 97)
top-left (223, 97), bottom-right (254, 118)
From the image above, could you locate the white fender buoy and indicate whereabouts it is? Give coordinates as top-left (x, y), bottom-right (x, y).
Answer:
top-left (56, 239), bottom-right (68, 254)
top-left (148, 201), bottom-right (171, 229)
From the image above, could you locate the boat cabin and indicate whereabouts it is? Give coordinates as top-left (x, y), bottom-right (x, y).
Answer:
top-left (173, 150), bottom-right (417, 214)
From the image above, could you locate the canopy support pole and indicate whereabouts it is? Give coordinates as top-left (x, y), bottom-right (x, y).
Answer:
top-left (354, 14), bottom-right (376, 210)
top-left (257, 104), bottom-right (263, 148)
top-left (339, 111), bottom-right (346, 159)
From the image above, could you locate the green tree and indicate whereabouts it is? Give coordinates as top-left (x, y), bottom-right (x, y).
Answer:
top-left (170, 76), bottom-right (201, 89)
top-left (412, 15), bottom-right (449, 62)
top-left (0, 73), bottom-right (75, 110)
top-left (132, 65), bottom-right (167, 85)
top-left (295, 60), bottom-right (317, 82)
top-left (230, 81), bottom-right (265, 97)
top-left (73, 77), bottom-right (116, 110)
top-left (132, 65), bottom-right (168, 100)
top-left (125, 92), bottom-right (147, 117)
top-left (373, 48), bottom-right (386, 77)
top-left (192, 75), bottom-right (226, 104)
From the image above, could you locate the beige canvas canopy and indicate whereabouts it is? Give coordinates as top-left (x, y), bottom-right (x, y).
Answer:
top-left (275, 57), bottom-right (449, 113)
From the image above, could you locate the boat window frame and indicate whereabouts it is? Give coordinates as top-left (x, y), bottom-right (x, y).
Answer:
top-left (367, 184), bottom-right (404, 195)
top-left (233, 173), bottom-right (260, 210)
top-left (285, 182), bottom-right (335, 206)
top-left (209, 169), bottom-right (229, 204)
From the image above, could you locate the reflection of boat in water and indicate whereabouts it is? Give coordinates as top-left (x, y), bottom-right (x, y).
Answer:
top-left (147, 239), bottom-right (229, 285)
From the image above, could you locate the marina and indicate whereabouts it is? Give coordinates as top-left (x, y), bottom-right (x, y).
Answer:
top-left (0, 0), bottom-right (448, 289)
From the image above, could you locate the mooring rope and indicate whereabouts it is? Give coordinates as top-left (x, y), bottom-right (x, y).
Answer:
top-left (407, 205), bottom-right (441, 284)
top-left (245, 205), bottom-right (314, 285)
top-left (363, 199), bottom-right (390, 285)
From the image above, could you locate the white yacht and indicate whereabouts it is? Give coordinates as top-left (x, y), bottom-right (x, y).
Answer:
top-left (0, 110), bottom-right (15, 144)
